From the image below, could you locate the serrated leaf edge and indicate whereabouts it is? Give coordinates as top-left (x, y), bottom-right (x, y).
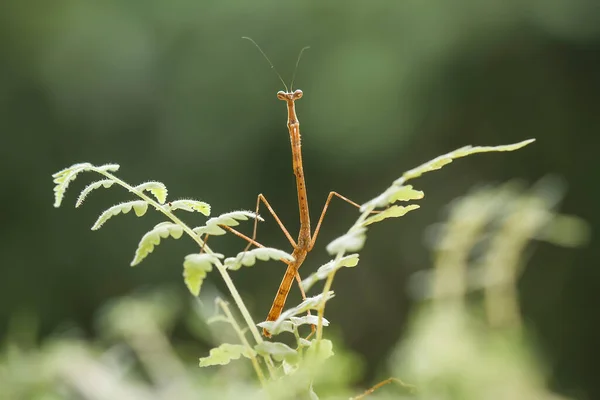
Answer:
top-left (225, 247), bottom-right (294, 271)
top-left (193, 211), bottom-right (263, 236)
top-left (92, 200), bottom-right (149, 230)
top-left (199, 343), bottom-right (254, 367)
top-left (76, 179), bottom-right (115, 208)
top-left (131, 222), bottom-right (184, 266)
top-left (134, 181), bottom-right (168, 204)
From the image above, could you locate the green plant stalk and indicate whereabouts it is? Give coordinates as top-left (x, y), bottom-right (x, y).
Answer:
top-left (316, 207), bottom-right (373, 341)
top-left (482, 195), bottom-right (546, 328)
top-left (313, 140), bottom-right (536, 339)
top-left (315, 268), bottom-right (336, 342)
top-left (92, 168), bottom-right (275, 372)
top-left (292, 324), bottom-right (307, 361)
top-left (218, 299), bottom-right (269, 387)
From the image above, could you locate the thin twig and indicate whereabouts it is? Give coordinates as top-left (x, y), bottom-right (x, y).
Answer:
top-left (350, 377), bottom-right (416, 400)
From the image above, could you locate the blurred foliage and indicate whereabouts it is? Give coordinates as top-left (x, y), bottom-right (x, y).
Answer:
top-left (1, 180), bottom-right (587, 399)
top-left (1, 0), bottom-right (599, 398)
top-left (0, 288), bottom-right (364, 399)
top-left (393, 180), bottom-right (588, 400)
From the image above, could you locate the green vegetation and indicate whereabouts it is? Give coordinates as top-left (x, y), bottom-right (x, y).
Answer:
top-left (2, 1), bottom-right (599, 397)
top-left (7, 138), bottom-right (583, 399)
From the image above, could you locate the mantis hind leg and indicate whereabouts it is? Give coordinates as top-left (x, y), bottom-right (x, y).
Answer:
top-left (245, 193), bottom-right (296, 252)
top-left (309, 191), bottom-right (371, 251)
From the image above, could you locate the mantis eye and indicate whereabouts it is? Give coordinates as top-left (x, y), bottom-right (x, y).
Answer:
top-left (293, 89), bottom-right (303, 99)
top-left (277, 91), bottom-right (287, 100)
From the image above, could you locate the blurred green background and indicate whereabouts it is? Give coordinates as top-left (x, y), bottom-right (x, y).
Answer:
top-left (1, 0), bottom-right (599, 397)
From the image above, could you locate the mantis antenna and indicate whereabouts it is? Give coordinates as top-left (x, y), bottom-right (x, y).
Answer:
top-left (290, 46), bottom-right (310, 91)
top-left (242, 36), bottom-right (289, 92)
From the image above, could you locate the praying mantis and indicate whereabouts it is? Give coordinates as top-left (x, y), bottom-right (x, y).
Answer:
top-left (224, 38), bottom-right (369, 336)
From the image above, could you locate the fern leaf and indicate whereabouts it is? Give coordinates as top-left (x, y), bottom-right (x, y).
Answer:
top-left (257, 320), bottom-right (294, 335)
top-left (362, 185), bottom-right (424, 211)
top-left (193, 211), bottom-right (263, 236)
top-left (199, 343), bottom-right (254, 367)
top-left (166, 199), bottom-right (211, 216)
top-left (259, 292), bottom-right (335, 336)
top-left (326, 228), bottom-right (367, 255)
top-left (92, 200), bottom-right (149, 230)
top-left (131, 222), bottom-right (184, 266)
top-left (52, 162), bottom-right (91, 179)
top-left (305, 339), bottom-right (334, 361)
top-left (52, 163), bottom-right (93, 208)
top-left (289, 315), bottom-right (330, 328)
top-left (362, 204), bottom-right (420, 226)
top-left (397, 139), bottom-right (535, 185)
top-left (135, 181), bottom-right (168, 204)
top-left (224, 248), bottom-right (294, 271)
top-left (292, 291), bottom-right (335, 315)
top-left (95, 163), bottom-right (120, 173)
top-left (183, 253), bottom-right (223, 296)
top-left (254, 342), bottom-right (298, 362)
top-left (76, 179), bottom-right (115, 208)
top-left (301, 254), bottom-right (359, 292)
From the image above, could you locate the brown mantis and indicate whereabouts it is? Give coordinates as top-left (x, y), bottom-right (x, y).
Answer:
top-left (207, 38), bottom-right (370, 337)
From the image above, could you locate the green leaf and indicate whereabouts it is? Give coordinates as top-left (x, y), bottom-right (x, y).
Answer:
top-left (91, 200), bottom-right (149, 230)
top-left (361, 184), bottom-right (424, 211)
top-left (289, 315), bottom-right (330, 328)
top-left (224, 248), bottom-right (294, 271)
top-left (199, 343), bottom-right (254, 367)
top-left (539, 214), bottom-right (590, 248)
top-left (397, 139), bottom-right (535, 185)
top-left (53, 162), bottom-right (120, 207)
top-left (306, 339), bottom-right (334, 361)
top-left (183, 253), bottom-right (223, 296)
top-left (75, 179), bottom-right (115, 208)
top-left (301, 254), bottom-right (359, 292)
top-left (166, 199), bottom-right (211, 216)
top-left (193, 211), bottom-right (263, 236)
top-left (326, 228), bottom-right (367, 255)
top-left (358, 140), bottom-right (532, 218)
top-left (309, 383), bottom-right (320, 400)
top-left (283, 359), bottom-right (299, 375)
top-left (255, 341), bottom-right (298, 362)
top-left (95, 163), bottom-right (120, 173)
top-left (52, 162), bottom-right (93, 208)
top-left (291, 292), bottom-right (334, 315)
top-left (362, 204), bottom-right (420, 226)
top-left (131, 222), bottom-right (184, 266)
top-left (260, 292), bottom-right (335, 336)
top-left (257, 320), bottom-right (294, 335)
top-left (134, 181), bottom-right (168, 204)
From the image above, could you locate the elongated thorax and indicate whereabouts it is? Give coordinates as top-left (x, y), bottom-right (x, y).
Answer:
top-left (278, 89), bottom-right (311, 247)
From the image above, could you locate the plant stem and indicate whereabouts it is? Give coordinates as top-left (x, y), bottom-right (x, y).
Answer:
top-left (94, 169), bottom-right (275, 372)
top-left (218, 299), bottom-right (268, 387)
top-left (316, 208), bottom-right (372, 341)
